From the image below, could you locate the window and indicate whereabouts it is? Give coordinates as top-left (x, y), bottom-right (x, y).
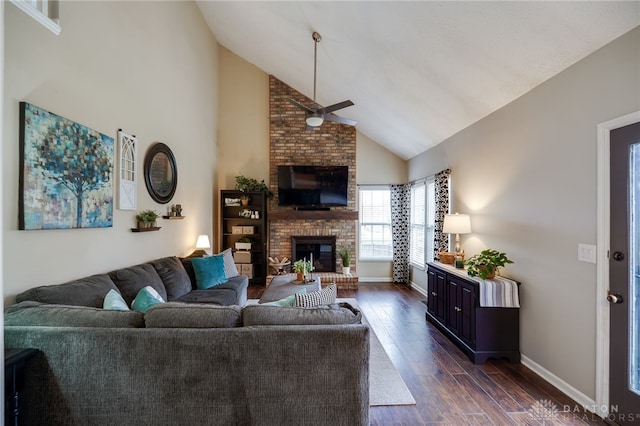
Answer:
top-left (409, 181), bottom-right (425, 267)
top-left (10, 0), bottom-right (61, 35)
top-left (359, 187), bottom-right (392, 260)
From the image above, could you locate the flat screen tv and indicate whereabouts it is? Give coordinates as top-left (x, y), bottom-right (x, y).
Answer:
top-left (278, 165), bottom-right (348, 207)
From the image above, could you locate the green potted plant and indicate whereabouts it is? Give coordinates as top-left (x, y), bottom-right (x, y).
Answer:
top-left (135, 210), bottom-right (159, 228)
top-left (240, 194), bottom-right (250, 206)
top-left (234, 175), bottom-right (274, 198)
top-left (292, 259), bottom-right (313, 281)
top-left (337, 247), bottom-right (351, 275)
top-left (465, 249), bottom-right (514, 280)
top-left (235, 237), bottom-right (254, 251)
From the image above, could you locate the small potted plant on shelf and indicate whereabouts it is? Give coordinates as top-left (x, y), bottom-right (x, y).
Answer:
top-left (135, 210), bottom-right (159, 228)
top-left (292, 259), bottom-right (313, 282)
top-left (240, 194), bottom-right (250, 206)
top-left (235, 237), bottom-right (254, 251)
top-left (338, 247), bottom-right (351, 275)
top-left (465, 249), bottom-right (513, 280)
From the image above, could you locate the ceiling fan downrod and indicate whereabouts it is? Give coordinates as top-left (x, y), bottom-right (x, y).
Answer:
top-left (312, 31), bottom-right (321, 103)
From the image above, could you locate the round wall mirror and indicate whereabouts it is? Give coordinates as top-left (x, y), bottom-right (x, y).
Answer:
top-left (144, 142), bottom-right (177, 204)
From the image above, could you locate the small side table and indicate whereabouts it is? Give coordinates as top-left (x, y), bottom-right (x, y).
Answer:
top-left (5, 349), bottom-right (39, 426)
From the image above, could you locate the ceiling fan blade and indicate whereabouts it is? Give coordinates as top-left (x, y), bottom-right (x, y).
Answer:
top-left (323, 100), bottom-right (354, 114)
top-left (324, 114), bottom-right (357, 126)
top-left (286, 98), bottom-right (314, 113)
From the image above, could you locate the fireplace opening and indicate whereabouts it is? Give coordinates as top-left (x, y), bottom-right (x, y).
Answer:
top-left (291, 236), bottom-right (336, 272)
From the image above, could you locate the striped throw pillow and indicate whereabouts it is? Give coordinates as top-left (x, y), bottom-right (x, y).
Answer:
top-left (295, 283), bottom-right (337, 307)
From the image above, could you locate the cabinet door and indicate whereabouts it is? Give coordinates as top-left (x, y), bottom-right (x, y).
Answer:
top-left (427, 268), bottom-right (447, 324)
top-left (458, 280), bottom-right (476, 347)
top-left (446, 278), bottom-right (461, 335)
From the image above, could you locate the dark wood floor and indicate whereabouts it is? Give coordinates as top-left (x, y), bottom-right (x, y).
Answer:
top-left (248, 282), bottom-right (606, 425)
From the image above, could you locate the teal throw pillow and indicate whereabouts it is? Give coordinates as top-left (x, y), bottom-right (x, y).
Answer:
top-left (132, 286), bottom-right (165, 313)
top-left (262, 288), bottom-right (307, 307)
top-left (191, 254), bottom-right (228, 289)
top-left (103, 289), bottom-right (130, 311)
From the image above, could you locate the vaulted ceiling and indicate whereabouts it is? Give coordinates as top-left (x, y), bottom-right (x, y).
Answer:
top-left (197, 1), bottom-right (639, 160)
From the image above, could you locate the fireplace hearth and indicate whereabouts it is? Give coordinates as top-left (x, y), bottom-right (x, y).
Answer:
top-left (291, 236), bottom-right (336, 272)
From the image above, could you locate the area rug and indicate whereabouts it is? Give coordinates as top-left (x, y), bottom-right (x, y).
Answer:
top-left (246, 298), bottom-right (416, 406)
top-left (339, 298), bottom-right (416, 406)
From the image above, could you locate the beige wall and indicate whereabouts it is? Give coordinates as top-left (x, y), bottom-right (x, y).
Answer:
top-left (3, 1), bottom-right (219, 304)
top-left (217, 50), bottom-right (407, 279)
top-left (408, 26), bottom-right (640, 400)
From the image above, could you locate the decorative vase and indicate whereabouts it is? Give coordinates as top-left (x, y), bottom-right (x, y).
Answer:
top-left (241, 198), bottom-right (249, 206)
top-left (296, 272), bottom-right (304, 281)
top-left (478, 265), bottom-right (496, 280)
top-left (342, 266), bottom-right (351, 275)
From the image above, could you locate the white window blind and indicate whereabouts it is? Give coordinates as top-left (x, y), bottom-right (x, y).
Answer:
top-left (359, 187), bottom-right (393, 260)
top-left (410, 182), bottom-right (426, 267)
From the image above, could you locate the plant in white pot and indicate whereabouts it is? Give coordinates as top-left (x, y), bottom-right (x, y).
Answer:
top-left (235, 237), bottom-right (254, 251)
top-left (338, 247), bottom-right (351, 275)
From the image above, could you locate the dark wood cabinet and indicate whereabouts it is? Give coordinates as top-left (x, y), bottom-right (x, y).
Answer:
top-left (220, 190), bottom-right (268, 285)
top-left (5, 349), bottom-right (39, 426)
top-left (426, 262), bottom-right (520, 364)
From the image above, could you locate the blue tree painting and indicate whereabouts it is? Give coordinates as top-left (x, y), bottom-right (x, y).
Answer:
top-left (19, 102), bottom-right (114, 230)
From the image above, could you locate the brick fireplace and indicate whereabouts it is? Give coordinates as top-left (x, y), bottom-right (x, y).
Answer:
top-left (268, 76), bottom-right (357, 279)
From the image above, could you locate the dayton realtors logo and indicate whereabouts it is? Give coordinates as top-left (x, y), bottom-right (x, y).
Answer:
top-left (528, 400), bottom-right (559, 423)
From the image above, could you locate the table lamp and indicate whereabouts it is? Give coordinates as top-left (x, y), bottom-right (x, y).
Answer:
top-left (443, 213), bottom-right (471, 259)
top-left (188, 234), bottom-right (211, 258)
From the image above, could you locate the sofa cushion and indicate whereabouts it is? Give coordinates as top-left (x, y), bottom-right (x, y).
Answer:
top-left (221, 248), bottom-right (239, 278)
top-left (191, 255), bottom-right (227, 289)
top-left (131, 286), bottom-right (165, 313)
top-left (109, 264), bottom-right (167, 306)
top-left (242, 302), bottom-right (362, 326)
top-left (16, 274), bottom-right (119, 308)
top-left (103, 289), bottom-right (129, 311)
top-left (180, 258), bottom-right (198, 288)
top-left (261, 288), bottom-right (306, 307)
top-left (150, 256), bottom-right (192, 301)
top-left (144, 302), bottom-right (242, 328)
top-left (294, 284), bottom-right (337, 307)
top-left (4, 301), bottom-right (145, 328)
top-left (174, 289), bottom-right (238, 305)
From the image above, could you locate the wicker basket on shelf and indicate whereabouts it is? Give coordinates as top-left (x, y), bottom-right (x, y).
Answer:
top-left (438, 252), bottom-right (456, 265)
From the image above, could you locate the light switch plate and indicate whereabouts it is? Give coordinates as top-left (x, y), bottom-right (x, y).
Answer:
top-left (578, 243), bottom-right (597, 264)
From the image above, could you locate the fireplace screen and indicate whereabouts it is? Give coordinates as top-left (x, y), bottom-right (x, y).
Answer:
top-left (291, 236), bottom-right (336, 272)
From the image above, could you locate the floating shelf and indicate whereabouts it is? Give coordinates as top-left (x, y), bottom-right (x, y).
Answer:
top-left (162, 216), bottom-right (185, 220)
top-left (131, 227), bottom-right (161, 232)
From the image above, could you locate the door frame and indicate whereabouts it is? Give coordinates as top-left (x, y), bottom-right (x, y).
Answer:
top-left (596, 111), bottom-right (640, 419)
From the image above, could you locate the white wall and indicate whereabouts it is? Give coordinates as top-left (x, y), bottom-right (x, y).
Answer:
top-left (3, 1), bottom-right (219, 305)
top-left (408, 26), bottom-right (640, 401)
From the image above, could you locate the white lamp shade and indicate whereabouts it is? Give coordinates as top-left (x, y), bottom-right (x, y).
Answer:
top-left (195, 234), bottom-right (211, 249)
top-left (443, 213), bottom-right (471, 234)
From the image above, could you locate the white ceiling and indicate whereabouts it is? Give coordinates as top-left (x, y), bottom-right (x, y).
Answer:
top-left (197, 1), bottom-right (640, 160)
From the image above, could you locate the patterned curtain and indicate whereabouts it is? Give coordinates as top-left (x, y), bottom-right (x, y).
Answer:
top-left (390, 184), bottom-right (410, 283)
top-left (433, 168), bottom-right (451, 262)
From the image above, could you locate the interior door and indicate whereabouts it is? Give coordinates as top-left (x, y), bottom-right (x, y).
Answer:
top-left (609, 121), bottom-right (640, 425)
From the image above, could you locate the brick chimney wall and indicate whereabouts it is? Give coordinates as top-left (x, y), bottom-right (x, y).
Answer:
top-left (269, 75), bottom-right (357, 273)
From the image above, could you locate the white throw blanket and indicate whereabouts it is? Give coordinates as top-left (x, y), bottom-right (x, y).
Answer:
top-left (469, 276), bottom-right (520, 308)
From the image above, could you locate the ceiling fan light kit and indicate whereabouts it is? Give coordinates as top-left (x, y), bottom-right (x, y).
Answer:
top-left (283, 31), bottom-right (356, 129)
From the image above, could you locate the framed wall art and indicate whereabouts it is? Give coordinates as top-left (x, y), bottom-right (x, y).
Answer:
top-left (117, 129), bottom-right (137, 210)
top-left (19, 102), bottom-right (114, 230)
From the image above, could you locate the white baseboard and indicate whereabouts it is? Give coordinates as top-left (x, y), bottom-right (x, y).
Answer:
top-left (358, 277), bottom-right (393, 283)
top-left (520, 354), bottom-right (597, 414)
top-left (410, 281), bottom-right (428, 298)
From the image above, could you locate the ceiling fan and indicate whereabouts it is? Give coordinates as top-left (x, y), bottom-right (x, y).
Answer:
top-left (284, 32), bottom-right (356, 129)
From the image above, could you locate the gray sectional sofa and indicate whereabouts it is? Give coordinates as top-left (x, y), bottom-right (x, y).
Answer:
top-left (4, 256), bottom-right (370, 425)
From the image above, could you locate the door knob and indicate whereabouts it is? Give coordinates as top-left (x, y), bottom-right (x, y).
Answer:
top-left (607, 292), bottom-right (624, 304)
top-left (612, 251), bottom-right (625, 261)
